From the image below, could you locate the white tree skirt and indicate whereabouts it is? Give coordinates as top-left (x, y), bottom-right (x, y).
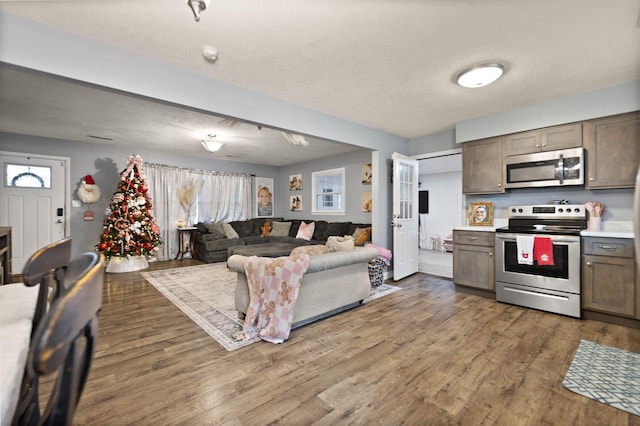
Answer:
top-left (106, 256), bottom-right (149, 273)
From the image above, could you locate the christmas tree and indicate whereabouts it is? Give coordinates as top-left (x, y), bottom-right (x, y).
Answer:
top-left (97, 154), bottom-right (162, 260)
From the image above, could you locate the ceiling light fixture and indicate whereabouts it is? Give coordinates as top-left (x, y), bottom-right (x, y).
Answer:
top-left (201, 134), bottom-right (223, 152)
top-left (186, 0), bottom-right (211, 22)
top-left (457, 63), bottom-right (505, 88)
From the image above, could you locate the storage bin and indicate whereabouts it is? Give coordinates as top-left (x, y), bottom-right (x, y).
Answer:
top-left (368, 258), bottom-right (387, 287)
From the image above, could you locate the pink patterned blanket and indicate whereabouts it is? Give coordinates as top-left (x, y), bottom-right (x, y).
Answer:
top-left (238, 254), bottom-right (310, 344)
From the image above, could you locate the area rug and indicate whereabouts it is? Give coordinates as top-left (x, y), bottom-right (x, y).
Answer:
top-left (563, 340), bottom-right (640, 416)
top-left (140, 263), bottom-right (401, 351)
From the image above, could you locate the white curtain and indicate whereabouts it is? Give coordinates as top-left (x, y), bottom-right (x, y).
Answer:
top-left (145, 163), bottom-right (251, 261)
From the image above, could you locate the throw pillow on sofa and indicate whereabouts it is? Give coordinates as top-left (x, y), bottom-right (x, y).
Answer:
top-left (271, 221), bottom-right (292, 237)
top-left (222, 222), bottom-right (239, 239)
top-left (353, 227), bottom-right (371, 246)
top-left (296, 221), bottom-right (315, 241)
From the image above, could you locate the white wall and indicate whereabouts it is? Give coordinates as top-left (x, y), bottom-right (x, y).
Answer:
top-left (419, 171), bottom-right (463, 248)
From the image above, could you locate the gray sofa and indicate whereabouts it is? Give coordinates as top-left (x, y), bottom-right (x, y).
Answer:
top-left (227, 246), bottom-right (378, 326)
top-left (192, 218), bottom-right (371, 263)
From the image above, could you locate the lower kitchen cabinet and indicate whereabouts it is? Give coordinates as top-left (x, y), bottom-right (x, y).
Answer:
top-left (582, 237), bottom-right (638, 319)
top-left (453, 230), bottom-right (495, 291)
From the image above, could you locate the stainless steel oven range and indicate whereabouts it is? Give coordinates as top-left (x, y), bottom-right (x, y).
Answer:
top-left (495, 204), bottom-right (587, 318)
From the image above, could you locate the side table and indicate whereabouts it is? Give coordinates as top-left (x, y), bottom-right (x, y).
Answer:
top-left (176, 227), bottom-right (197, 261)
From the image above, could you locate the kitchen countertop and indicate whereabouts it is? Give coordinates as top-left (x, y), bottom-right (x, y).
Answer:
top-left (580, 220), bottom-right (634, 239)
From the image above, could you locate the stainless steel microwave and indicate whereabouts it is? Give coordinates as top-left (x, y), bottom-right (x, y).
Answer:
top-left (504, 147), bottom-right (584, 189)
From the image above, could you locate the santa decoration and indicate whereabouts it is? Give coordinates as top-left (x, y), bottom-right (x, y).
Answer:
top-left (78, 174), bottom-right (101, 221)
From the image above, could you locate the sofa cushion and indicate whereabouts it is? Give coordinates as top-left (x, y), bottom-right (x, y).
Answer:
top-left (323, 222), bottom-right (352, 240)
top-left (222, 223), bottom-right (239, 239)
top-left (288, 220), bottom-right (303, 238)
top-left (202, 238), bottom-right (245, 252)
top-left (203, 223), bottom-right (226, 240)
top-left (312, 221), bottom-right (329, 241)
top-left (271, 221), bottom-right (292, 237)
top-left (230, 220), bottom-right (254, 238)
top-left (296, 221), bottom-right (315, 241)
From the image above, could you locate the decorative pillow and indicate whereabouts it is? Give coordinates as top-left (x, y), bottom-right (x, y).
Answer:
top-left (222, 222), bottom-right (239, 239)
top-left (296, 221), bottom-right (315, 241)
top-left (290, 244), bottom-right (328, 257)
top-left (271, 221), bottom-right (292, 237)
top-left (323, 222), bottom-right (352, 241)
top-left (326, 235), bottom-right (355, 252)
top-left (204, 223), bottom-right (226, 240)
top-left (353, 227), bottom-right (371, 246)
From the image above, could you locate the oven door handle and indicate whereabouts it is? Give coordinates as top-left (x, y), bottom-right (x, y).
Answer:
top-left (495, 234), bottom-right (580, 244)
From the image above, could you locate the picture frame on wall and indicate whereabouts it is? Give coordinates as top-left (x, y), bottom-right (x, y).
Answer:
top-left (468, 202), bottom-right (494, 226)
top-left (362, 191), bottom-right (372, 212)
top-left (361, 163), bottom-right (372, 184)
top-left (289, 174), bottom-right (302, 191)
top-left (290, 195), bottom-right (302, 211)
top-left (255, 177), bottom-right (274, 217)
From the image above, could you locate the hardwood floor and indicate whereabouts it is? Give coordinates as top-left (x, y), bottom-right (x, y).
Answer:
top-left (72, 260), bottom-right (640, 425)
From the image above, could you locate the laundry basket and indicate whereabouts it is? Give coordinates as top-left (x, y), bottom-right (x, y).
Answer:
top-left (368, 258), bottom-right (387, 287)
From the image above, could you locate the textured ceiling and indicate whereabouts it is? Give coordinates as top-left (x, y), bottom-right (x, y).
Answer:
top-left (0, 0), bottom-right (638, 165)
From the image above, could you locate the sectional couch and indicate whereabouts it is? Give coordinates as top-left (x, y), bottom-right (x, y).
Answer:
top-left (192, 218), bottom-right (371, 263)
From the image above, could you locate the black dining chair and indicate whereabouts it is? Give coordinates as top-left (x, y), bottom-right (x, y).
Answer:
top-left (12, 251), bottom-right (104, 426)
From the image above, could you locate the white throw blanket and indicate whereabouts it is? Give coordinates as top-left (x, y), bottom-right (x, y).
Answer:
top-left (238, 254), bottom-right (310, 344)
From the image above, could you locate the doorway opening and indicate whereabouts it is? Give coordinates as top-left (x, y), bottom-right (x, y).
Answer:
top-left (417, 149), bottom-right (463, 278)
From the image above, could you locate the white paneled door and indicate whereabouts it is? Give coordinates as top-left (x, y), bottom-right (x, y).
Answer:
top-left (392, 153), bottom-right (419, 280)
top-left (0, 152), bottom-right (69, 273)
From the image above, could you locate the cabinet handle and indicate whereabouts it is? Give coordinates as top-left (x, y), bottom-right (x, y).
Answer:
top-left (598, 245), bottom-right (617, 250)
top-left (535, 144), bottom-right (540, 148)
top-left (466, 237), bottom-right (479, 240)
top-left (497, 183), bottom-right (502, 188)
top-left (589, 177), bottom-right (594, 181)
top-left (542, 143), bottom-right (547, 147)
top-left (586, 262), bottom-right (592, 266)
top-left (489, 252), bottom-right (493, 257)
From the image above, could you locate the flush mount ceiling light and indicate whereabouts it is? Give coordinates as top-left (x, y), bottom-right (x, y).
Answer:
top-left (457, 63), bottom-right (505, 88)
top-left (186, 0), bottom-right (211, 21)
top-left (201, 134), bottom-right (223, 152)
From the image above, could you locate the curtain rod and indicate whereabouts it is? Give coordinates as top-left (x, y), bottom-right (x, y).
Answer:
top-left (145, 162), bottom-right (254, 177)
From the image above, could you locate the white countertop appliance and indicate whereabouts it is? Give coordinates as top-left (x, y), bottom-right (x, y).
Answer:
top-left (495, 204), bottom-right (587, 318)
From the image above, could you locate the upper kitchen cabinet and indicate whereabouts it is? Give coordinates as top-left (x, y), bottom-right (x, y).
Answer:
top-left (585, 111), bottom-right (640, 189)
top-left (462, 136), bottom-right (505, 194)
top-left (504, 123), bottom-right (583, 156)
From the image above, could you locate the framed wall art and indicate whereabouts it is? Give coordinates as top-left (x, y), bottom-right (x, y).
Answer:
top-left (255, 177), bottom-right (274, 217)
top-left (289, 174), bottom-right (302, 191)
top-left (468, 202), bottom-right (494, 226)
top-left (361, 163), bottom-right (372, 184)
top-left (290, 195), bottom-right (302, 211)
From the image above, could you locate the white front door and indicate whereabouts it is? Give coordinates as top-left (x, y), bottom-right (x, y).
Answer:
top-left (392, 153), bottom-right (419, 280)
top-left (0, 152), bottom-right (69, 273)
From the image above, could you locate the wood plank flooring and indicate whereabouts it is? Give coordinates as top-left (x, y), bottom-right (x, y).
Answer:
top-left (71, 259), bottom-right (640, 425)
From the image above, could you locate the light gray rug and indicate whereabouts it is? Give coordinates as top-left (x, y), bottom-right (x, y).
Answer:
top-left (563, 340), bottom-right (640, 416)
top-left (141, 263), bottom-right (401, 351)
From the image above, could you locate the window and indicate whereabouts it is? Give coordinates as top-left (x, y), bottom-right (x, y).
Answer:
top-left (5, 163), bottom-right (51, 188)
top-left (312, 168), bottom-right (345, 214)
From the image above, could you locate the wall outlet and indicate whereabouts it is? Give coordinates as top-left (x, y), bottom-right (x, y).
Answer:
top-left (72, 199), bottom-right (81, 208)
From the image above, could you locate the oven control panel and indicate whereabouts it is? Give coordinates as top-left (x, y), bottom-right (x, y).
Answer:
top-left (508, 204), bottom-right (585, 218)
